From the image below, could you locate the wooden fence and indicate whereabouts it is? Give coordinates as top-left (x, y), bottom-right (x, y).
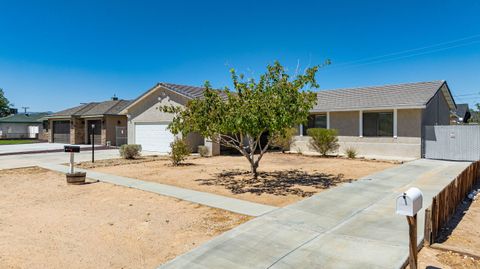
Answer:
top-left (424, 161), bottom-right (480, 246)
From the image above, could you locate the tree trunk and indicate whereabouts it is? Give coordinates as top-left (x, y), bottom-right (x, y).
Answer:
top-left (250, 161), bottom-right (258, 179)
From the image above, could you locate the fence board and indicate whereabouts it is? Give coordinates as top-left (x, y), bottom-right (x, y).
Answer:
top-left (424, 161), bottom-right (480, 245)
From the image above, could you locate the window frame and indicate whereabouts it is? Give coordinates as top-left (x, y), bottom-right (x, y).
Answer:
top-left (362, 111), bottom-right (393, 137)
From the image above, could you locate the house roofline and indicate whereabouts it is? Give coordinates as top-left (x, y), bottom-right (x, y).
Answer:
top-left (310, 105), bottom-right (426, 113)
top-left (119, 83), bottom-right (194, 114)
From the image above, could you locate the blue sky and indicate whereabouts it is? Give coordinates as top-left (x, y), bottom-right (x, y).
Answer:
top-left (1, 0), bottom-right (480, 112)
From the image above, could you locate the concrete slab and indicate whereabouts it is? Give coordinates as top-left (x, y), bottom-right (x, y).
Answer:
top-left (160, 159), bottom-right (471, 269)
top-left (0, 142), bottom-right (101, 155)
top-left (0, 149), bottom-right (123, 169)
top-left (39, 163), bottom-right (277, 217)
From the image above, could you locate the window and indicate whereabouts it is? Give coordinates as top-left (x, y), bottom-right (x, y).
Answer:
top-left (303, 114), bottom-right (327, 135)
top-left (363, 112), bottom-right (393, 137)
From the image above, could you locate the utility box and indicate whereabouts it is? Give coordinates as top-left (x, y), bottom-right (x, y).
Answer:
top-left (396, 187), bottom-right (423, 217)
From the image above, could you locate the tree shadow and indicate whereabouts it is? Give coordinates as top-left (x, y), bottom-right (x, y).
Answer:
top-left (195, 169), bottom-right (353, 197)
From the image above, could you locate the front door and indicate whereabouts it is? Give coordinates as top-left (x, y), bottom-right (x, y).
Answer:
top-left (87, 120), bottom-right (102, 145)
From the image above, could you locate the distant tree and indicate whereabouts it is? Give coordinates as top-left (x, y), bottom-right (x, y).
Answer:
top-left (162, 61), bottom-right (328, 178)
top-left (0, 88), bottom-right (12, 117)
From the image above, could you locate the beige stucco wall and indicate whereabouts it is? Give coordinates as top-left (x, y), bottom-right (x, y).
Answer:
top-left (126, 87), bottom-right (190, 144)
top-left (398, 109), bottom-right (422, 137)
top-left (330, 111), bottom-right (359, 136)
top-left (105, 115), bottom-right (127, 146)
top-left (294, 108), bottom-right (424, 160)
top-left (124, 86), bottom-right (218, 154)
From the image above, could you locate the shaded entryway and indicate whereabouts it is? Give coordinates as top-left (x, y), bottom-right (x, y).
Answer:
top-left (52, 120), bottom-right (70, 144)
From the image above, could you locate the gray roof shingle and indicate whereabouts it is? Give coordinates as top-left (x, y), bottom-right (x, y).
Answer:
top-left (159, 82), bottom-right (229, 100)
top-left (0, 112), bottom-right (50, 123)
top-left (50, 100), bottom-right (132, 117)
top-left (312, 80), bottom-right (451, 112)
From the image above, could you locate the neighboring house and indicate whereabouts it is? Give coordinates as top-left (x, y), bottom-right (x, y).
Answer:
top-left (44, 97), bottom-right (131, 145)
top-left (0, 112), bottom-right (49, 139)
top-left (450, 103), bottom-right (471, 124)
top-left (292, 80), bottom-right (456, 159)
top-left (120, 83), bottom-right (227, 154)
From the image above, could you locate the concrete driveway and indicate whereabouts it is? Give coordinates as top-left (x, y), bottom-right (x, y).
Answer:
top-left (0, 149), bottom-right (121, 169)
top-left (0, 142), bottom-right (101, 155)
top-left (160, 159), bottom-right (471, 269)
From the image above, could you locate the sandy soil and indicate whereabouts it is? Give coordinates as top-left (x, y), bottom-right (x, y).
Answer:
top-left (0, 167), bottom-right (250, 269)
top-left (415, 189), bottom-right (480, 269)
top-left (416, 247), bottom-right (480, 269)
top-left (436, 189), bottom-right (480, 255)
top-left (85, 153), bottom-right (397, 207)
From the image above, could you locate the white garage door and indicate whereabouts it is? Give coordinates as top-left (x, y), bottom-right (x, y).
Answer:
top-left (135, 123), bottom-right (175, 152)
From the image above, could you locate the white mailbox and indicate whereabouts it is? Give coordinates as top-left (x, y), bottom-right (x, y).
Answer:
top-left (396, 187), bottom-right (423, 216)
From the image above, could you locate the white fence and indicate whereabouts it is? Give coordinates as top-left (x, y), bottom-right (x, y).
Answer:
top-left (424, 125), bottom-right (480, 161)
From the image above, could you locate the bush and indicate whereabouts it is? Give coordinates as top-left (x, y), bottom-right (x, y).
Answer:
top-left (169, 139), bottom-right (191, 165)
top-left (271, 127), bottom-right (298, 153)
top-left (307, 128), bottom-right (339, 156)
top-left (345, 147), bottom-right (357, 159)
top-left (119, 144), bottom-right (142, 159)
top-left (198, 145), bottom-right (209, 157)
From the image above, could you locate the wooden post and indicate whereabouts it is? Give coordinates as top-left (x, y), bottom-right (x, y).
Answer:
top-left (424, 207), bottom-right (432, 246)
top-left (69, 152), bottom-right (74, 174)
top-left (407, 215), bottom-right (418, 269)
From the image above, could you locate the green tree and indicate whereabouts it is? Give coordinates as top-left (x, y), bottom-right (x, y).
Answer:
top-left (162, 61), bottom-right (328, 178)
top-left (0, 88), bottom-right (12, 117)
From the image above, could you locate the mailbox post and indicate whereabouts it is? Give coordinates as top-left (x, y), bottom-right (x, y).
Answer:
top-left (396, 187), bottom-right (423, 269)
top-left (91, 124), bottom-right (95, 163)
top-left (64, 145), bottom-right (86, 184)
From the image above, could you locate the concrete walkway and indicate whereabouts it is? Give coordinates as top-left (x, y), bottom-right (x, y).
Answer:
top-left (0, 142), bottom-right (102, 155)
top-left (159, 159), bottom-right (471, 269)
top-left (0, 149), bottom-right (122, 169)
top-left (40, 163), bottom-right (277, 217)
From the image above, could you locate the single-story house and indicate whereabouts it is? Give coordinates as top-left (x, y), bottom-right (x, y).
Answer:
top-left (291, 80), bottom-right (456, 159)
top-left (120, 83), bottom-right (226, 154)
top-left (44, 97), bottom-right (130, 145)
top-left (122, 80), bottom-right (455, 160)
top-left (450, 103), bottom-right (470, 124)
top-left (0, 112), bottom-right (50, 140)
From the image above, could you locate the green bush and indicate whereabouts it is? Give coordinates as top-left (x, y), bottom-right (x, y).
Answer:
top-left (119, 144), bottom-right (142, 159)
top-left (169, 139), bottom-right (191, 165)
top-left (198, 145), bottom-right (209, 157)
top-left (271, 127), bottom-right (298, 153)
top-left (307, 128), bottom-right (339, 156)
top-left (345, 147), bottom-right (357, 159)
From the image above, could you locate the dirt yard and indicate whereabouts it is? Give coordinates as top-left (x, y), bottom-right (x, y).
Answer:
top-left (0, 167), bottom-right (250, 269)
top-left (83, 153), bottom-right (398, 207)
top-left (416, 187), bottom-right (480, 269)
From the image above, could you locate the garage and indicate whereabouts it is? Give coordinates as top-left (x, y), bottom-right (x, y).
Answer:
top-left (134, 123), bottom-right (175, 152)
top-left (53, 120), bottom-right (71, 144)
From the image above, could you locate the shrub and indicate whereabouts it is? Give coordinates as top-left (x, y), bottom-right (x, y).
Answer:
top-left (271, 127), bottom-right (298, 153)
top-left (307, 128), bottom-right (339, 157)
top-left (169, 139), bottom-right (191, 165)
top-left (119, 144), bottom-right (142, 159)
top-left (345, 147), bottom-right (357, 159)
top-left (198, 145), bottom-right (209, 157)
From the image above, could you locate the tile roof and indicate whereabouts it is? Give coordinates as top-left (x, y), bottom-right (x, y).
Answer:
top-left (159, 82), bottom-right (229, 99)
top-left (312, 80), bottom-right (451, 112)
top-left (0, 112), bottom-right (50, 123)
top-left (49, 99), bottom-right (132, 117)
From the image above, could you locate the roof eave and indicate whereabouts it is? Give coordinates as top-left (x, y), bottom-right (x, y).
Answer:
top-left (310, 105), bottom-right (426, 113)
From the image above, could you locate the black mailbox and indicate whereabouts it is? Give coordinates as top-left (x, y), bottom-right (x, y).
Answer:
top-left (64, 145), bottom-right (80, 153)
